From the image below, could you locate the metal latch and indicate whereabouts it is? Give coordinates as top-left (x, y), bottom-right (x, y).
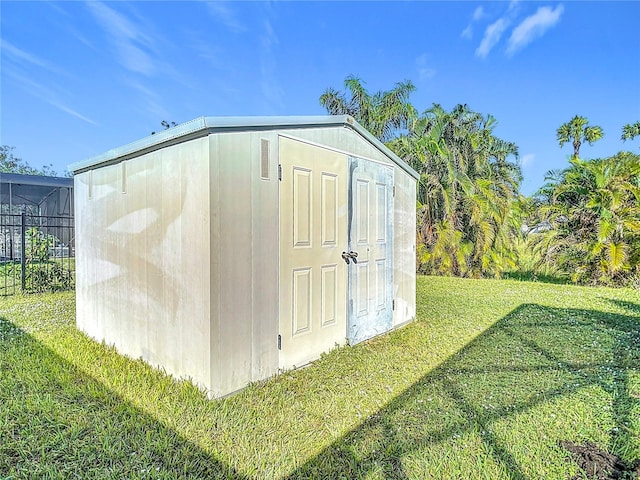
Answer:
top-left (341, 251), bottom-right (358, 264)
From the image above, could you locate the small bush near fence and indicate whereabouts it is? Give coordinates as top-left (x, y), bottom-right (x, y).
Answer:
top-left (23, 227), bottom-right (74, 293)
top-left (0, 214), bottom-right (74, 295)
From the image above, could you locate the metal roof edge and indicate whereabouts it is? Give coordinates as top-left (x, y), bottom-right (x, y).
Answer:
top-left (0, 172), bottom-right (74, 187)
top-left (68, 116), bottom-right (211, 173)
top-left (68, 115), bottom-right (419, 180)
top-left (204, 115), bottom-right (351, 130)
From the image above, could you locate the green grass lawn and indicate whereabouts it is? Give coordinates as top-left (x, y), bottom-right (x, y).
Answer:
top-left (1, 276), bottom-right (639, 479)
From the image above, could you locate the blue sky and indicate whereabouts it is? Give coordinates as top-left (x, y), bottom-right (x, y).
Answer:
top-left (1, 1), bottom-right (639, 194)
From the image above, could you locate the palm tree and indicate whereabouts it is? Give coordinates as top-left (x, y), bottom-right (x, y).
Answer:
top-left (533, 152), bottom-right (640, 284)
top-left (556, 115), bottom-right (604, 159)
top-left (622, 121), bottom-right (640, 142)
top-left (319, 76), bottom-right (416, 142)
top-left (389, 103), bottom-right (521, 277)
top-left (320, 79), bottom-right (523, 279)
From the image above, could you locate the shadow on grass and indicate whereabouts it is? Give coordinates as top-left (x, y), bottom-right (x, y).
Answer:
top-left (286, 302), bottom-right (640, 479)
top-left (502, 271), bottom-right (571, 285)
top-left (606, 297), bottom-right (640, 317)
top-left (0, 317), bottom-right (247, 479)
top-left (1, 299), bottom-right (638, 479)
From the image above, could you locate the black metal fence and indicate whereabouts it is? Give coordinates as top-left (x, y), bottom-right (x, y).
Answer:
top-left (0, 213), bottom-right (75, 295)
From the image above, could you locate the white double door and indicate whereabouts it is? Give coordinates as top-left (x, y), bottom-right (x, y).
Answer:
top-left (279, 138), bottom-right (393, 370)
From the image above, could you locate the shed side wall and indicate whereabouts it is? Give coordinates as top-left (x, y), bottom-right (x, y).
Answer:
top-left (75, 137), bottom-right (212, 390)
top-left (209, 132), bottom-right (279, 396)
top-left (393, 167), bottom-right (417, 326)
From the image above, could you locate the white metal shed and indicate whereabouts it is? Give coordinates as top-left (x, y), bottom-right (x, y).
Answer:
top-left (69, 116), bottom-right (418, 398)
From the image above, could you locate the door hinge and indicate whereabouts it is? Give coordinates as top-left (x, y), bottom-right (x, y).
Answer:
top-left (392, 185), bottom-right (396, 197)
top-left (392, 299), bottom-right (395, 310)
top-left (277, 334), bottom-right (282, 350)
top-left (278, 164), bottom-right (282, 181)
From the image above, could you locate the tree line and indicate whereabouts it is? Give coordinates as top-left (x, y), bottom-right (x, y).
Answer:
top-left (321, 76), bottom-right (640, 287)
top-left (4, 80), bottom-right (638, 286)
top-left (0, 146), bottom-right (61, 177)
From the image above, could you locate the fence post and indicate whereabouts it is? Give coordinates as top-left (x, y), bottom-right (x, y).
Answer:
top-left (20, 212), bottom-right (26, 291)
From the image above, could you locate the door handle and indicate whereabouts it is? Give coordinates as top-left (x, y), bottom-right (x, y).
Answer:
top-left (342, 251), bottom-right (358, 264)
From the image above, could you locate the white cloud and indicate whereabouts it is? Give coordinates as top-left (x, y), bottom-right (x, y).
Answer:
top-left (46, 1), bottom-right (72, 18)
top-left (418, 67), bottom-right (436, 80)
top-left (68, 27), bottom-right (97, 51)
top-left (461, 5), bottom-right (487, 39)
top-left (1, 40), bottom-right (66, 75)
top-left (476, 18), bottom-right (510, 58)
top-left (86, 1), bottom-right (157, 75)
top-left (45, 1), bottom-right (97, 51)
top-left (6, 69), bottom-right (97, 125)
top-left (520, 153), bottom-right (535, 168)
top-left (415, 54), bottom-right (436, 80)
top-left (473, 6), bottom-right (486, 21)
top-left (206, 2), bottom-right (246, 33)
top-left (507, 5), bottom-right (564, 55)
top-left (51, 101), bottom-right (98, 125)
top-left (125, 79), bottom-right (171, 120)
top-left (259, 18), bottom-right (283, 111)
top-left (508, 0), bottom-right (521, 13)
top-left (189, 34), bottom-right (225, 69)
top-left (261, 18), bottom-right (277, 51)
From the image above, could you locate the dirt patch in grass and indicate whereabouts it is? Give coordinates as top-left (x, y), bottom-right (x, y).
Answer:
top-left (560, 441), bottom-right (639, 480)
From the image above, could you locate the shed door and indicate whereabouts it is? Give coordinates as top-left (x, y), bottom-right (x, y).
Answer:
top-left (347, 157), bottom-right (394, 344)
top-left (278, 137), bottom-right (348, 370)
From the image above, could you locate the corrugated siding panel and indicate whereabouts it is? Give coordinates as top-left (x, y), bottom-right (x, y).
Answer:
top-left (74, 172), bottom-right (96, 340)
top-left (250, 132), bottom-right (279, 382)
top-left (209, 131), bottom-right (280, 396)
top-left (215, 132), bottom-right (254, 395)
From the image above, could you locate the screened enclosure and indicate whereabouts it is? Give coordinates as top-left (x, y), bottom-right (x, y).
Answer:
top-left (0, 173), bottom-right (75, 295)
top-left (0, 173), bottom-right (73, 216)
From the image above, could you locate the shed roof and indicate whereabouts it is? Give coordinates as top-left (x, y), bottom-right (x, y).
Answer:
top-left (68, 116), bottom-right (419, 180)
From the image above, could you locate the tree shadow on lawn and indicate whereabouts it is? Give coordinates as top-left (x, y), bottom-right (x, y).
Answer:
top-left (502, 271), bottom-right (572, 286)
top-left (287, 302), bottom-right (640, 480)
top-left (0, 316), bottom-right (248, 480)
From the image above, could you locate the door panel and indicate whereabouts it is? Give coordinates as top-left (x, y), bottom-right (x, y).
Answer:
top-left (356, 262), bottom-right (369, 316)
top-left (376, 183), bottom-right (387, 243)
top-left (321, 265), bottom-right (338, 326)
top-left (292, 268), bottom-right (312, 335)
top-left (279, 137), bottom-right (348, 370)
top-left (356, 179), bottom-right (370, 244)
top-left (347, 158), bottom-right (394, 344)
top-left (321, 173), bottom-right (338, 246)
top-left (292, 168), bottom-right (312, 247)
